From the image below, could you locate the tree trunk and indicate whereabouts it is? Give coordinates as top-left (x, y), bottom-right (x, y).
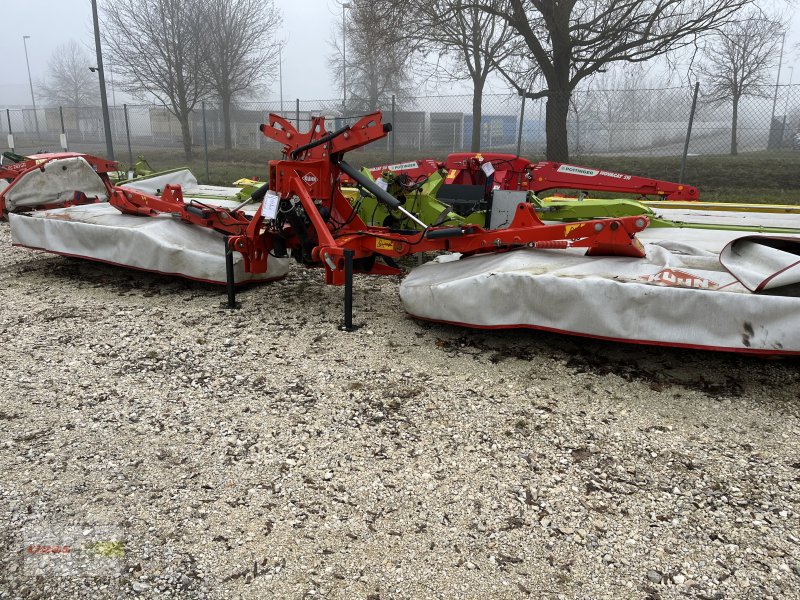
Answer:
top-left (545, 91), bottom-right (570, 162)
top-left (470, 77), bottom-right (485, 152)
top-left (730, 95), bottom-right (739, 156)
top-left (178, 113), bottom-right (193, 160)
top-left (222, 95), bottom-right (232, 150)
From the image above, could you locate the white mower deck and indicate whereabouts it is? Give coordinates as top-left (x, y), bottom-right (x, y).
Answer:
top-left (400, 221), bottom-right (800, 355)
top-left (8, 169), bottom-right (286, 285)
top-left (9, 203), bottom-right (288, 285)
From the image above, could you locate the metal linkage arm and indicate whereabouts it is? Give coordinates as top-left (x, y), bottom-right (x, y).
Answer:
top-left (259, 112), bottom-right (390, 160)
top-left (109, 185), bottom-right (252, 236)
top-left (530, 161), bottom-right (699, 200)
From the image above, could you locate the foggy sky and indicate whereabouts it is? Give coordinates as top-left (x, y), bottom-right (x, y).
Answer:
top-left (0, 0), bottom-right (798, 107)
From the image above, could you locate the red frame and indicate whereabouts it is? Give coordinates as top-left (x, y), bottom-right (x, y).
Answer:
top-left (109, 112), bottom-right (649, 286)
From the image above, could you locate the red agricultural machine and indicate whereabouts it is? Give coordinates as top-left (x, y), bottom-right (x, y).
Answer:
top-left (347, 152), bottom-right (699, 201)
top-left (108, 112), bottom-right (648, 327)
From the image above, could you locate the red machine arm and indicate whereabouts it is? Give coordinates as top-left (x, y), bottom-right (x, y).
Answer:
top-left (529, 161), bottom-right (699, 200)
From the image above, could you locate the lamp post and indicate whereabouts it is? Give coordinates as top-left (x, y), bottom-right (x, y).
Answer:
top-left (90, 0), bottom-right (114, 160)
top-left (279, 44), bottom-right (283, 114)
top-left (22, 35), bottom-right (40, 139)
top-left (769, 33), bottom-right (786, 130)
top-left (780, 66), bottom-right (794, 148)
top-left (342, 2), bottom-right (351, 115)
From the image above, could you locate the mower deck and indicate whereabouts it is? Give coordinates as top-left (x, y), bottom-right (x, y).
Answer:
top-left (9, 203), bottom-right (287, 285)
top-left (400, 221), bottom-right (800, 355)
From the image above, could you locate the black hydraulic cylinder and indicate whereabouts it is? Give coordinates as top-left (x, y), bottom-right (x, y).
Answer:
top-left (424, 227), bottom-right (464, 240)
top-left (185, 205), bottom-right (211, 218)
top-left (249, 181), bottom-right (271, 203)
top-left (282, 124), bottom-right (351, 159)
top-left (337, 160), bottom-right (401, 210)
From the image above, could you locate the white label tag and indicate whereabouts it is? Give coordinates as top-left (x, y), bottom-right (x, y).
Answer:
top-left (59, 133), bottom-right (68, 150)
top-left (386, 161), bottom-right (418, 171)
top-left (375, 178), bottom-right (389, 191)
top-left (262, 190), bottom-right (280, 220)
top-left (7, 134), bottom-right (13, 149)
top-left (481, 161), bottom-right (495, 177)
top-left (557, 164), bottom-right (598, 177)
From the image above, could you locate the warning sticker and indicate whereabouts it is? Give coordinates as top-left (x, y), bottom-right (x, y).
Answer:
top-left (375, 239), bottom-right (395, 250)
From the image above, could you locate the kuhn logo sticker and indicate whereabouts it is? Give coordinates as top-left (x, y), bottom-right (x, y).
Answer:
top-left (302, 173), bottom-right (318, 186)
top-left (557, 164), bottom-right (598, 177)
top-left (642, 269), bottom-right (718, 289)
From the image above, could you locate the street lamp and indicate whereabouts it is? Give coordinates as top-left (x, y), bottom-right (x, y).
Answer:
top-left (279, 44), bottom-right (283, 115)
top-left (89, 66), bottom-right (117, 106)
top-left (342, 2), bottom-right (351, 116)
top-left (22, 35), bottom-right (40, 139)
top-left (90, 0), bottom-right (114, 159)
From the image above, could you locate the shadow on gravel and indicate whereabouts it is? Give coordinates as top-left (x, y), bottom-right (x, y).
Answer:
top-left (416, 320), bottom-right (800, 401)
top-left (9, 253), bottom-right (249, 298)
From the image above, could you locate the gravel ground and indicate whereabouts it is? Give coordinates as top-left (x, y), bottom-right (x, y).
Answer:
top-left (1, 220), bottom-right (799, 600)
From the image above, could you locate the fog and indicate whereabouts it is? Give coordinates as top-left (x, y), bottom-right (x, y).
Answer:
top-left (0, 0), bottom-right (797, 108)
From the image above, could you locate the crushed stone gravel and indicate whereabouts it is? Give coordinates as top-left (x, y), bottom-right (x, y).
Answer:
top-left (0, 221), bottom-right (799, 599)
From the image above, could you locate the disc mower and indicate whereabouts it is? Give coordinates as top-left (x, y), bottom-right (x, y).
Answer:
top-left (107, 111), bottom-right (649, 327)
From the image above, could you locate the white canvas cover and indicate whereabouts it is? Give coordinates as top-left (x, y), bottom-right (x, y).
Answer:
top-left (3, 157), bottom-right (108, 211)
top-left (121, 169), bottom-right (198, 195)
top-left (121, 170), bottom-right (244, 199)
top-left (9, 203), bottom-right (289, 285)
top-left (720, 237), bottom-right (800, 292)
top-left (400, 229), bottom-right (800, 354)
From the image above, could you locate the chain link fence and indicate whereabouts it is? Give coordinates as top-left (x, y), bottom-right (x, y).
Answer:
top-left (2, 84), bottom-right (799, 167)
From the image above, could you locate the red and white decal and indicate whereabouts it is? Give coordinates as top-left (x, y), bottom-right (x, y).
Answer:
top-left (302, 173), bottom-right (319, 186)
top-left (642, 268), bottom-right (718, 289)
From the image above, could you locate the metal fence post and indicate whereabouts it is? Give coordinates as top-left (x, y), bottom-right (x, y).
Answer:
top-left (391, 94), bottom-right (396, 163)
top-left (6, 109), bottom-right (13, 152)
top-left (202, 101), bottom-right (210, 184)
top-left (58, 106), bottom-right (68, 151)
top-left (516, 94), bottom-right (527, 157)
top-left (679, 82), bottom-right (700, 184)
top-left (296, 98), bottom-right (300, 129)
top-left (123, 104), bottom-right (133, 172)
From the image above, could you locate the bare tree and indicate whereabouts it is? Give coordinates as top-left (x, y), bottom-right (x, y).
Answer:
top-left (476, 0), bottom-right (752, 162)
top-left (329, 0), bottom-right (416, 113)
top-left (101, 0), bottom-right (208, 159)
top-left (203, 0), bottom-right (282, 149)
top-left (38, 40), bottom-right (99, 107)
top-left (699, 10), bottom-right (784, 155)
top-left (407, 1), bottom-right (520, 151)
